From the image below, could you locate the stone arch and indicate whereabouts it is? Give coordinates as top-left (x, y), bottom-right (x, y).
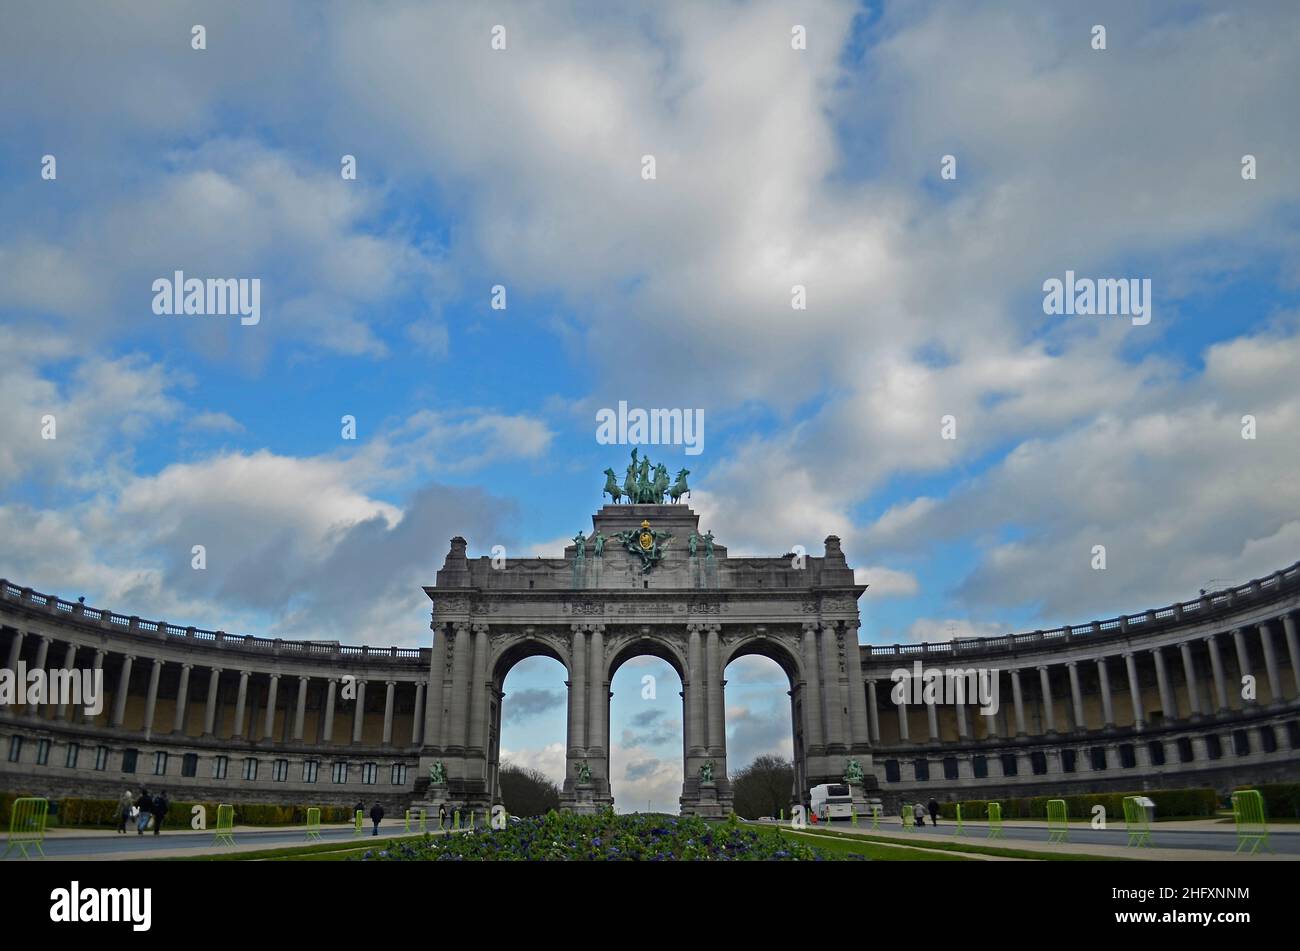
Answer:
top-left (486, 632), bottom-right (570, 807)
top-left (605, 632), bottom-right (688, 685)
top-left (722, 631), bottom-right (806, 806)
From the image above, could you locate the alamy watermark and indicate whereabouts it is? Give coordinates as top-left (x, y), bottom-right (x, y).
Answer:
top-left (595, 400), bottom-right (704, 456)
top-left (0, 664), bottom-right (104, 716)
top-left (1042, 270), bottom-right (1151, 326)
top-left (152, 271), bottom-right (261, 326)
top-left (889, 661), bottom-right (999, 715)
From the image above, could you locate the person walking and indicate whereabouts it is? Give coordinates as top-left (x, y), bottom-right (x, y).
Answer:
top-left (369, 801), bottom-right (385, 836)
top-left (928, 797), bottom-right (940, 828)
top-left (135, 789), bottom-right (153, 834)
top-left (437, 804), bottom-right (447, 830)
top-left (913, 801), bottom-right (927, 828)
top-left (117, 789), bottom-right (133, 834)
top-left (150, 790), bottom-right (169, 836)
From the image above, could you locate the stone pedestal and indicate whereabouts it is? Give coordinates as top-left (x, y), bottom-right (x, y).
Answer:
top-left (561, 784), bottom-right (602, 815)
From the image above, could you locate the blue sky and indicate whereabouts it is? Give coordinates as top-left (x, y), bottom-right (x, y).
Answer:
top-left (3, 1), bottom-right (1299, 810)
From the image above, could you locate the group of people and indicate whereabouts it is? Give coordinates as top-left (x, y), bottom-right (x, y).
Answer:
top-left (116, 788), bottom-right (169, 835)
top-left (909, 797), bottom-right (942, 828)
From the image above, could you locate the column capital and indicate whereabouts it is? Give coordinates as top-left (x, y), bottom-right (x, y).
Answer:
top-left (570, 622), bottom-right (588, 633)
top-left (268, 672), bottom-right (280, 681)
top-left (386, 679), bottom-right (396, 687)
top-left (471, 621), bottom-right (490, 634)
top-left (238, 669), bottom-right (250, 679)
top-left (95, 648), bottom-right (107, 659)
top-left (588, 622), bottom-right (606, 633)
top-left (1066, 659), bottom-right (1078, 668)
top-left (1036, 663), bottom-right (1049, 672)
top-left (801, 620), bottom-right (818, 632)
top-left (180, 662), bottom-right (193, 670)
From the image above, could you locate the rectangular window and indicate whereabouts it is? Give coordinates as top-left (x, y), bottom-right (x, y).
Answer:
top-left (361, 762), bottom-right (378, 785)
top-left (941, 757), bottom-right (958, 780)
top-left (999, 753), bottom-right (1017, 776)
top-left (213, 754), bottom-right (228, 779)
top-left (303, 759), bottom-right (319, 784)
top-left (242, 757), bottom-right (258, 781)
top-left (65, 742), bottom-right (80, 768)
top-left (95, 745), bottom-right (109, 771)
top-left (883, 759), bottom-right (900, 783)
top-left (1232, 729), bottom-right (1250, 756)
top-left (1060, 749), bottom-right (1076, 773)
top-left (1147, 741), bottom-right (1166, 766)
top-left (1177, 737), bottom-right (1194, 763)
top-left (8, 735), bottom-right (22, 763)
top-left (36, 739), bottom-right (50, 766)
top-left (122, 748), bottom-right (138, 773)
top-left (182, 753), bottom-right (198, 778)
top-left (273, 759), bottom-right (289, 782)
top-left (1205, 734), bottom-right (1222, 760)
top-left (1287, 721), bottom-right (1300, 749)
top-left (391, 764), bottom-right (408, 786)
top-left (1030, 751), bottom-right (1047, 775)
top-left (1090, 747), bottom-right (1106, 771)
top-left (972, 755), bottom-right (988, 779)
top-left (1260, 727), bottom-right (1277, 753)
top-left (1119, 743), bottom-right (1136, 768)
top-left (332, 761), bottom-right (349, 784)
top-left (154, 751), bottom-right (168, 776)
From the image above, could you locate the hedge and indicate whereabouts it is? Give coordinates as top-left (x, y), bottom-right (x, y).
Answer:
top-left (1234, 783), bottom-right (1300, 819)
top-left (936, 787), bottom-right (1219, 821)
top-left (0, 793), bottom-right (353, 828)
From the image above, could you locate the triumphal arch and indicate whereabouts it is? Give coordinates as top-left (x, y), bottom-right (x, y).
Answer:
top-left (414, 454), bottom-right (877, 815)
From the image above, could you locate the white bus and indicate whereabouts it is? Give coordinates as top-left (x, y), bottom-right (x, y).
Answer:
top-left (809, 783), bottom-right (855, 822)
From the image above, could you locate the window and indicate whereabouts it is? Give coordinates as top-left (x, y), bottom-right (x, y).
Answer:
top-left (65, 742), bottom-right (80, 768)
top-left (1119, 743), bottom-right (1136, 768)
top-left (1232, 729), bottom-right (1250, 756)
top-left (154, 751), bottom-right (168, 776)
top-left (332, 761), bottom-right (349, 784)
top-left (182, 753), bottom-right (198, 778)
top-left (273, 759), bottom-right (289, 782)
top-left (883, 759), bottom-right (900, 783)
top-left (391, 764), bottom-right (408, 785)
top-left (942, 757), bottom-right (958, 780)
top-left (1030, 751), bottom-right (1047, 775)
top-left (1205, 734), bottom-right (1222, 760)
top-left (1147, 741), bottom-right (1166, 766)
top-left (303, 759), bottom-right (319, 784)
top-left (1061, 749), bottom-right (1076, 773)
top-left (1000, 753), bottom-right (1018, 776)
top-left (361, 762), bottom-right (378, 785)
top-left (1260, 727), bottom-right (1277, 753)
top-left (1288, 721), bottom-right (1300, 749)
top-left (213, 755), bottom-right (228, 779)
top-left (36, 739), bottom-right (51, 766)
top-left (972, 755), bottom-right (988, 779)
top-left (95, 745), bottom-right (109, 771)
top-left (122, 748), bottom-right (139, 773)
top-left (1090, 747), bottom-right (1107, 771)
top-left (242, 757), bottom-right (258, 781)
top-left (1177, 737), bottom-right (1194, 763)
top-left (8, 736), bottom-right (22, 762)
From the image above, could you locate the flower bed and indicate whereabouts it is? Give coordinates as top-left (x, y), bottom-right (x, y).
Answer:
top-left (354, 812), bottom-right (859, 861)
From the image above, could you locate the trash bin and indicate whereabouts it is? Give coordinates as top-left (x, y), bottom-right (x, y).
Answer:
top-left (1134, 796), bottom-right (1156, 825)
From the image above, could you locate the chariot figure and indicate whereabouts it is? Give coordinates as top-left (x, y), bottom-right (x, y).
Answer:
top-left (669, 468), bottom-right (691, 503)
top-left (602, 468), bottom-right (623, 504)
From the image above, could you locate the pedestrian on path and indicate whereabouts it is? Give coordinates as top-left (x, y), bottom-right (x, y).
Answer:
top-left (135, 789), bottom-right (153, 834)
top-left (369, 801), bottom-right (385, 836)
top-left (928, 797), bottom-right (940, 827)
top-left (151, 790), bottom-right (169, 836)
top-left (913, 801), bottom-right (927, 828)
top-left (117, 789), bottom-right (133, 834)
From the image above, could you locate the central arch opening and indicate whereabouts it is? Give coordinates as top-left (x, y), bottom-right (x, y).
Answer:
top-left (494, 648), bottom-right (568, 815)
top-left (607, 652), bottom-right (684, 814)
top-left (724, 646), bottom-right (799, 819)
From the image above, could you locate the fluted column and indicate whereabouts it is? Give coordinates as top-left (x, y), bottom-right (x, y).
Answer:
top-left (895, 691), bottom-right (910, 743)
top-left (1152, 646), bottom-right (1176, 720)
top-left (469, 624), bottom-right (489, 751)
top-left (800, 623), bottom-right (825, 752)
top-left (818, 623), bottom-right (844, 749)
top-left (26, 636), bottom-right (50, 717)
top-left (1232, 629), bottom-right (1252, 704)
top-left (1067, 661), bottom-right (1085, 731)
top-left (706, 625), bottom-right (725, 756)
top-left (293, 676), bottom-right (308, 740)
top-left (1206, 634), bottom-right (1229, 712)
top-left (110, 654), bottom-right (134, 727)
top-left (1010, 668), bottom-right (1026, 736)
top-left (322, 678), bottom-right (337, 743)
top-left (383, 680), bottom-right (396, 745)
top-left (1037, 665), bottom-right (1056, 734)
top-left (1124, 652), bottom-right (1145, 730)
top-left (687, 625), bottom-right (706, 755)
top-left (172, 663), bottom-right (192, 734)
top-left (448, 624), bottom-right (472, 749)
top-left (263, 673), bottom-right (280, 740)
top-left (232, 670), bottom-right (250, 738)
top-left (141, 657), bottom-right (163, 736)
top-left (1179, 642), bottom-right (1203, 718)
top-left (954, 690), bottom-right (969, 739)
top-left (1096, 657), bottom-right (1116, 727)
top-left (425, 626), bottom-right (447, 748)
top-left (202, 667), bottom-right (221, 735)
top-left (56, 642), bottom-right (78, 719)
top-left (1258, 621), bottom-right (1283, 705)
top-left (925, 698), bottom-right (939, 741)
top-left (567, 625), bottom-right (588, 755)
top-left (843, 623), bottom-right (870, 746)
top-left (983, 670), bottom-right (1000, 738)
top-left (351, 679), bottom-right (367, 744)
top-left (587, 626), bottom-right (606, 758)
top-left (866, 679), bottom-right (881, 744)
top-left (412, 682), bottom-right (426, 746)
top-left (1283, 614), bottom-right (1300, 699)
top-left (4, 631), bottom-right (23, 673)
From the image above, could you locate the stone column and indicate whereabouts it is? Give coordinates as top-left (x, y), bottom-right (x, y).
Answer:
top-left (587, 626), bottom-right (607, 760)
top-left (1152, 646), bottom-right (1176, 720)
top-left (383, 680), bottom-right (396, 745)
top-left (425, 626), bottom-right (448, 748)
top-left (202, 667), bottom-right (221, 736)
top-left (323, 678), bottom-right (337, 743)
top-left (1010, 668), bottom-right (1027, 736)
top-left (351, 679), bottom-right (367, 744)
top-left (1206, 634), bottom-right (1230, 712)
top-left (1037, 665), bottom-right (1056, 734)
top-left (448, 624), bottom-right (472, 749)
top-left (1283, 614), bottom-right (1300, 699)
top-left (800, 623), bottom-right (824, 752)
top-left (1096, 657), bottom-right (1116, 728)
top-left (866, 679), bottom-right (881, 744)
top-left (687, 625), bottom-right (706, 756)
top-left (925, 698), bottom-right (939, 742)
top-left (171, 663), bottom-right (192, 734)
top-left (895, 692), bottom-right (910, 743)
top-left (1232, 628), bottom-right (1252, 701)
top-left (819, 624), bottom-right (845, 750)
top-left (26, 636), bottom-right (50, 718)
top-left (412, 682), bottom-right (426, 746)
top-left (1258, 621), bottom-right (1283, 706)
top-left (263, 673), bottom-right (280, 740)
top-left (1124, 652), bottom-right (1145, 729)
top-left (567, 625), bottom-right (587, 755)
top-left (142, 657), bottom-right (163, 736)
top-left (4, 630), bottom-right (22, 672)
top-left (56, 642), bottom-right (78, 719)
top-left (110, 654), bottom-right (134, 727)
top-left (843, 622), bottom-right (870, 747)
top-left (954, 690), bottom-right (969, 739)
top-left (469, 624), bottom-right (489, 751)
top-left (1067, 661), bottom-right (1085, 731)
top-left (1179, 641), bottom-right (1203, 718)
top-left (294, 676), bottom-right (308, 740)
top-left (83, 650), bottom-right (107, 724)
top-left (983, 670), bottom-right (1000, 739)
top-left (706, 625), bottom-right (725, 756)
top-left (232, 670), bottom-right (250, 739)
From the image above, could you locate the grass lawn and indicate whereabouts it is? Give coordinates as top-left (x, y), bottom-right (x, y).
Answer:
top-left (788, 825), bottom-right (1125, 861)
